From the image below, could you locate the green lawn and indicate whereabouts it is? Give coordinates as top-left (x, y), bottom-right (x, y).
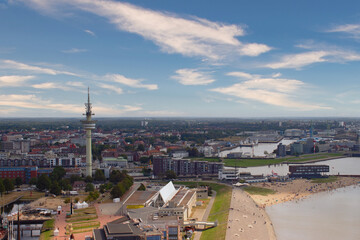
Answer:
top-left (311, 176), bottom-right (338, 183)
top-left (189, 157), bottom-right (221, 162)
top-left (174, 181), bottom-right (231, 240)
top-left (39, 219), bottom-right (55, 240)
top-left (243, 186), bottom-right (276, 196)
top-left (223, 153), bottom-right (344, 167)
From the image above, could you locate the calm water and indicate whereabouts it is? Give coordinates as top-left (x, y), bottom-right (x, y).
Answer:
top-left (225, 157), bottom-right (360, 176)
top-left (219, 139), bottom-right (296, 157)
top-left (266, 185), bottom-right (360, 240)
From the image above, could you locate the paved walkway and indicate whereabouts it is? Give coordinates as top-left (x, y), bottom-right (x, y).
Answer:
top-left (193, 191), bottom-right (216, 240)
top-left (225, 187), bottom-right (276, 240)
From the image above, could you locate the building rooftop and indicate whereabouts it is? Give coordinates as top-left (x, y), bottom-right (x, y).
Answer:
top-left (126, 191), bottom-right (157, 206)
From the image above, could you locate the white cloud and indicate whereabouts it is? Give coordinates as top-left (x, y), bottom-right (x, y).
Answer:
top-left (227, 71), bottom-right (256, 79)
top-left (0, 75), bottom-right (35, 87)
top-left (210, 72), bottom-right (331, 110)
top-left (1, 59), bottom-right (79, 76)
top-left (15, 0), bottom-right (271, 60)
top-left (32, 81), bottom-right (87, 91)
top-left (0, 94), bottom-right (143, 116)
top-left (265, 51), bottom-right (328, 69)
top-left (84, 29), bottom-right (96, 36)
top-left (98, 83), bottom-right (123, 94)
top-left (264, 41), bottom-right (360, 69)
top-left (62, 48), bottom-right (88, 53)
top-left (105, 74), bottom-right (158, 90)
top-left (327, 24), bottom-right (360, 39)
top-left (32, 82), bottom-right (71, 91)
top-left (172, 69), bottom-right (215, 85)
top-left (66, 81), bottom-right (85, 88)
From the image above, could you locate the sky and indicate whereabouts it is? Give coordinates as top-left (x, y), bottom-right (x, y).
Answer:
top-left (0, 0), bottom-right (360, 118)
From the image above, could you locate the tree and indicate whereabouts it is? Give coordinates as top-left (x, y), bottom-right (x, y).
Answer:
top-left (138, 183), bottom-right (146, 191)
top-left (109, 170), bottom-right (125, 183)
top-left (85, 176), bottom-right (93, 183)
top-left (142, 168), bottom-right (151, 176)
top-left (50, 181), bottom-right (61, 195)
top-left (165, 170), bottom-right (177, 180)
top-left (3, 178), bottom-right (14, 193)
top-left (36, 174), bottom-right (51, 191)
top-left (29, 178), bottom-right (37, 185)
top-left (94, 169), bottom-right (106, 182)
top-left (187, 147), bottom-right (200, 157)
top-left (70, 175), bottom-right (82, 184)
top-left (99, 184), bottom-right (106, 194)
top-left (85, 183), bottom-right (95, 192)
top-left (59, 179), bottom-right (72, 191)
top-left (110, 184), bottom-right (121, 198)
top-left (50, 166), bottom-right (66, 182)
top-left (86, 190), bottom-right (100, 202)
top-left (0, 180), bottom-right (5, 196)
top-left (140, 157), bottom-right (150, 164)
top-left (15, 177), bottom-right (23, 187)
top-left (137, 144), bottom-right (145, 151)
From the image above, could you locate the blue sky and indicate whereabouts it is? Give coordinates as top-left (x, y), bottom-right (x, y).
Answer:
top-left (0, 0), bottom-right (360, 117)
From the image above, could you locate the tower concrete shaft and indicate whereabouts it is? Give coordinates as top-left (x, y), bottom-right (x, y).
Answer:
top-left (81, 88), bottom-right (96, 177)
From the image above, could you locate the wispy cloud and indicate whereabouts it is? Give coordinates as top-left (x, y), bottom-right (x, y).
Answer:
top-left (0, 94), bottom-right (143, 116)
top-left (327, 24), bottom-right (360, 39)
top-left (15, 0), bottom-right (271, 61)
top-left (172, 69), bottom-right (215, 85)
top-left (32, 81), bottom-right (86, 91)
top-left (210, 72), bottom-right (331, 110)
top-left (84, 29), bottom-right (96, 36)
top-left (0, 75), bottom-right (35, 87)
top-left (32, 82), bottom-right (71, 91)
top-left (1, 59), bottom-right (79, 76)
top-left (264, 48), bottom-right (360, 69)
top-left (105, 74), bottom-right (158, 90)
top-left (62, 48), bottom-right (88, 53)
top-left (98, 83), bottom-right (123, 94)
top-left (66, 81), bottom-right (85, 88)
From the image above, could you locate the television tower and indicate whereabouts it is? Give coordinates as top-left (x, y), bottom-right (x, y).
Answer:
top-left (81, 88), bottom-right (96, 177)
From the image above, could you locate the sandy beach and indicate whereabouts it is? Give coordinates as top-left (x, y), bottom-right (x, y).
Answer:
top-left (226, 187), bottom-right (276, 240)
top-left (249, 177), bottom-right (359, 207)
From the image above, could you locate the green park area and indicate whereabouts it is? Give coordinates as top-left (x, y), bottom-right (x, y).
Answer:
top-left (39, 219), bottom-right (55, 240)
top-left (243, 186), bottom-right (276, 196)
top-left (175, 181), bottom-right (231, 240)
top-left (311, 176), bottom-right (338, 183)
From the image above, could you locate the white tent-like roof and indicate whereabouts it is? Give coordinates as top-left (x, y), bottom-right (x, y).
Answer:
top-left (159, 181), bottom-right (177, 205)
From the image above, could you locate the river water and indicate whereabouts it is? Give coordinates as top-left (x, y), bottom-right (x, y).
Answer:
top-left (219, 139), bottom-right (296, 157)
top-left (226, 157), bottom-right (360, 176)
top-left (266, 185), bottom-right (360, 240)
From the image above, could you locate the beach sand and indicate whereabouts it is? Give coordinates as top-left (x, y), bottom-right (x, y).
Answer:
top-left (225, 177), bottom-right (359, 240)
top-left (249, 177), bottom-right (359, 207)
top-left (226, 187), bottom-right (276, 240)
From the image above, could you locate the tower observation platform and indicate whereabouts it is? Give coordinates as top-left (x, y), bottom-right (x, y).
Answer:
top-left (81, 88), bottom-right (96, 177)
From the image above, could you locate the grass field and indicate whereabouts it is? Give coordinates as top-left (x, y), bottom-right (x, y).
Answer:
top-left (243, 186), bottom-right (276, 196)
top-left (223, 153), bottom-right (344, 167)
top-left (311, 176), bottom-right (338, 183)
top-left (39, 219), bottom-right (55, 240)
top-left (189, 157), bottom-right (221, 162)
top-left (174, 181), bottom-right (231, 240)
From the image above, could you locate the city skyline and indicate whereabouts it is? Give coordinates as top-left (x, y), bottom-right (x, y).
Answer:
top-left (0, 0), bottom-right (360, 117)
